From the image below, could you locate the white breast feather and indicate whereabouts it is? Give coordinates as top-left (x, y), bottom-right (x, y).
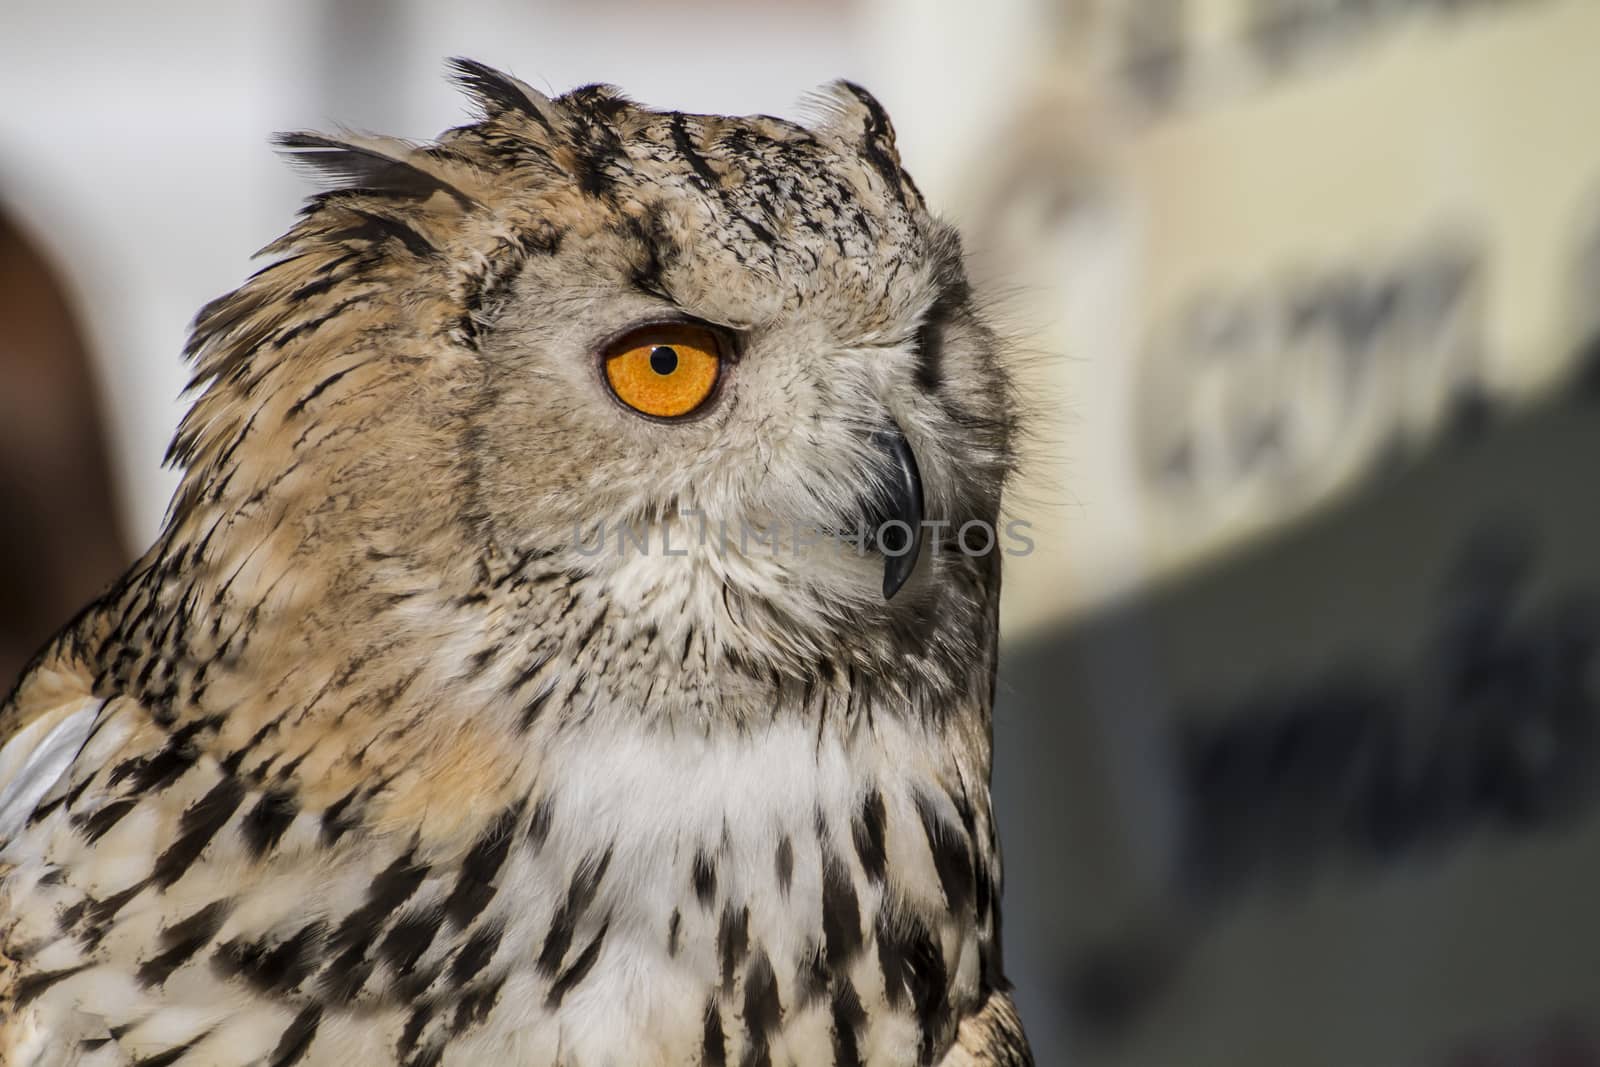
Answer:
top-left (0, 697), bottom-right (100, 847)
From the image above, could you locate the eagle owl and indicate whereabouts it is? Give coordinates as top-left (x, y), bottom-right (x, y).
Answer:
top-left (0, 61), bottom-right (1031, 1066)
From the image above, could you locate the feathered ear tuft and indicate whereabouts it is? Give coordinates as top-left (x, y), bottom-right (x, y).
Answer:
top-left (559, 83), bottom-right (636, 121)
top-left (447, 57), bottom-right (564, 134)
top-left (274, 131), bottom-right (476, 207)
top-left (804, 81), bottom-right (900, 154)
top-left (802, 81), bottom-right (921, 208)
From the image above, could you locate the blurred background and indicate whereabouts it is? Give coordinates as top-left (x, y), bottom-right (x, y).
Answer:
top-left (4, 0), bottom-right (1599, 1062)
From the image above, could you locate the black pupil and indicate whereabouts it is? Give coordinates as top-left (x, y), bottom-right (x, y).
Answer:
top-left (649, 346), bottom-right (679, 375)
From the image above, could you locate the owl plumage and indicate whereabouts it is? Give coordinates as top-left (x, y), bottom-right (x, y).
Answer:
top-left (0, 61), bottom-right (1031, 1066)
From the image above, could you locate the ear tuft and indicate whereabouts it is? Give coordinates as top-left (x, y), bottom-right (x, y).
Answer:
top-left (559, 83), bottom-right (636, 122)
top-left (447, 57), bottom-right (564, 135)
top-left (273, 131), bottom-right (476, 207)
top-left (805, 82), bottom-right (898, 151)
top-left (803, 81), bottom-right (922, 208)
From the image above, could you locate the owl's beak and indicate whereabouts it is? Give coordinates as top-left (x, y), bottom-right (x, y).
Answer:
top-left (868, 424), bottom-right (925, 600)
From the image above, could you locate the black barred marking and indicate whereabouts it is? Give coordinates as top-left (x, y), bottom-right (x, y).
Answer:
top-left (573, 605), bottom-right (610, 654)
top-left (270, 295), bottom-right (372, 351)
top-left (285, 367), bottom-right (354, 418)
top-left (916, 793), bottom-right (975, 916)
top-left (273, 750), bottom-right (308, 783)
top-left (821, 851), bottom-right (862, 970)
top-left (975, 856), bottom-right (994, 925)
top-left (452, 922), bottom-right (504, 985)
top-left (876, 910), bottom-right (950, 1062)
top-left (742, 950), bottom-right (782, 1067)
top-left (537, 846), bottom-right (613, 975)
top-left (132, 1041), bottom-right (205, 1067)
top-left (396, 1002), bottom-right (434, 1059)
top-left (152, 776), bottom-right (247, 888)
top-left (110, 723), bottom-right (202, 794)
top-left (668, 908), bottom-right (681, 956)
top-left (331, 208), bottom-right (440, 258)
top-left (331, 851), bottom-right (429, 955)
top-left (794, 941), bottom-right (829, 1008)
top-left (319, 851), bottom-right (429, 1001)
top-left (913, 310), bottom-right (947, 393)
top-left (913, 275), bottom-right (969, 393)
top-left (981, 923), bottom-right (1004, 992)
top-left (320, 947), bottom-right (374, 1003)
top-left (738, 211), bottom-right (777, 248)
top-left (132, 1043), bottom-right (209, 1067)
top-left (219, 716), bottom-right (284, 776)
top-left (717, 904), bottom-right (749, 988)
top-left (545, 916), bottom-right (608, 1007)
top-left (518, 684), bottom-right (555, 731)
top-left (831, 980), bottom-right (868, 1067)
top-left (450, 973), bottom-right (506, 1036)
top-left (571, 116), bottom-right (624, 197)
top-left (320, 787), bottom-right (360, 845)
top-left (852, 789), bottom-right (888, 883)
top-left (670, 114), bottom-right (720, 188)
top-left (274, 133), bottom-right (474, 207)
top-left (382, 908), bottom-right (446, 976)
top-left (505, 654), bottom-right (551, 696)
top-left (875, 911), bottom-right (908, 1010)
top-left (80, 881), bottom-right (148, 946)
top-left (242, 789), bottom-right (299, 857)
top-left (775, 835), bottom-right (793, 896)
top-left (625, 205), bottom-right (678, 301)
top-left (79, 797), bottom-right (139, 843)
top-left (13, 963), bottom-right (90, 1006)
top-left (138, 900), bottom-right (232, 987)
top-left (692, 848), bottom-right (717, 909)
top-left (267, 1004), bottom-right (322, 1067)
top-left (61, 767), bottom-right (98, 811)
top-left (286, 265), bottom-right (353, 303)
top-left (469, 644), bottom-right (502, 675)
top-left (703, 999), bottom-right (727, 1067)
top-left (26, 789), bottom-right (68, 826)
top-left (842, 82), bottom-right (909, 207)
top-left (214, 921), bottom-right (326, 992)
top-left (444, 802), bottom-right (521, 927)
top-left (527, 795), bottom-right (554, 851)
top-left (405, 1042), bottom-right (445, 1067)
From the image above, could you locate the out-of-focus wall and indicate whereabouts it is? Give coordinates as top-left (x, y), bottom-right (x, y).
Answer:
top-left (949, 3), bottom-right (1600, 1064)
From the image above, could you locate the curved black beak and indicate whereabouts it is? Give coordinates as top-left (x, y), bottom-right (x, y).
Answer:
top-left (869, 424), bottom-right (925, 599)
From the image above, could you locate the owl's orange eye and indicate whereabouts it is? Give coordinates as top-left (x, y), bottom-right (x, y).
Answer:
top-left (602, 324), bottom-right (725, 419)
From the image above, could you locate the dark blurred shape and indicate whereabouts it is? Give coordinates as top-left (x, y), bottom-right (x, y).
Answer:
top-left (1440, 1017), bottom-right (1600, 1067)
top-left (995, 375), bottom-right (1600, 1063)
top-left (0, 207), bottom-right (131, 691)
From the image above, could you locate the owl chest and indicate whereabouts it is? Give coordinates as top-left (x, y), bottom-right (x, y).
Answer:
top-left (442, 714), bottom-right (985, 1065)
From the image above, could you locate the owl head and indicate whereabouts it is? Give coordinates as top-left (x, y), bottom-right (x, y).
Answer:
top-left (168, 60), bottom-right (1016, 702)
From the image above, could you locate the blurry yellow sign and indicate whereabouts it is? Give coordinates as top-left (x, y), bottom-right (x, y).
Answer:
top-left (967, 0), bottom-right (1600, 631)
